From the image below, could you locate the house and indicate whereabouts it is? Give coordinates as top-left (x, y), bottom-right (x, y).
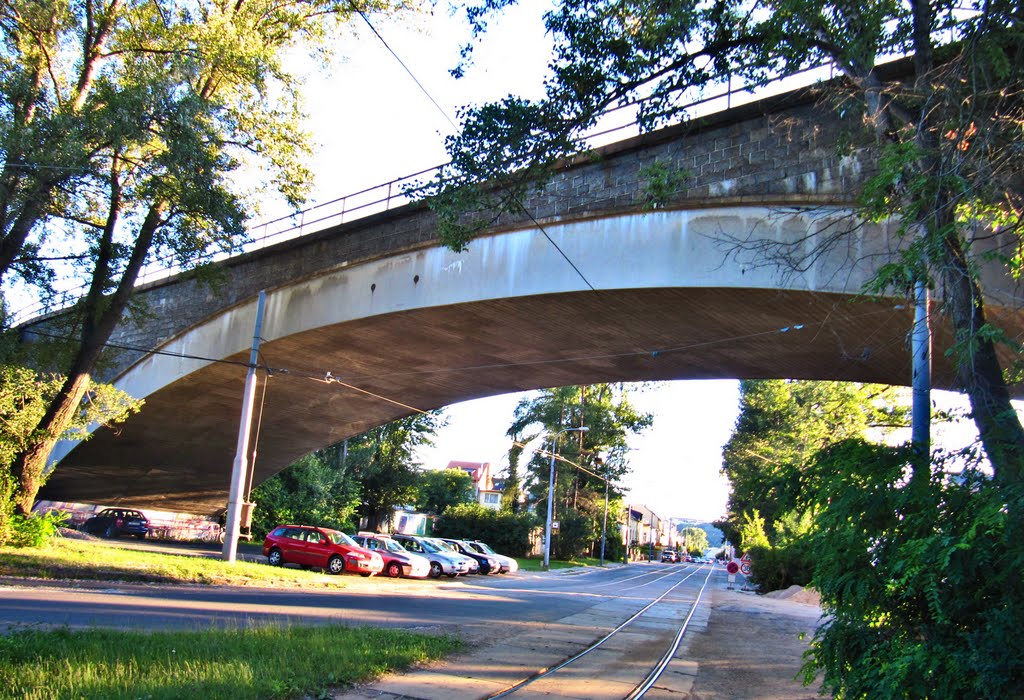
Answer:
top-left (447, 460), bottom-right (503, 510)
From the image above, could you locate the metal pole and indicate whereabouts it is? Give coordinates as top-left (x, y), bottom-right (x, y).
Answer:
top-left (542, 426), bottom-right (588, 571)
top-left (911, 279), bottom-right (931, 472)
top-left (600, 476), bottom-right (608, 566)
top-left (222, 291), bottom-right (267, 563)
top-left (542, 434), bottom-right (557, 571)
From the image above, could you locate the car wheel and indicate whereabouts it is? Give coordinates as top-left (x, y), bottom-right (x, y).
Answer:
top-left (327, 555), bottom-right (346, 575)
top-left (386, 561), bottom-right (402, 578)
top-left (429, 561), bottom-right (443, 578)
top-left (104, 524), bottom-right (116, 539)
top-left (267, 548), bottom-right (284, 566)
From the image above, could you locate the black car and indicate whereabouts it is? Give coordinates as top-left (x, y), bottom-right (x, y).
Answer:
top-left (439, 537), bottom-right (500, 574)
top-left (81, 508), bottom-right (150, 539)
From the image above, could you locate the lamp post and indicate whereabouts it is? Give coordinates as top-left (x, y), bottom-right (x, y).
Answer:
top-left (543, 426), bottom-right (588, 571)
top-left (596, 456), bottom-right (608, 567)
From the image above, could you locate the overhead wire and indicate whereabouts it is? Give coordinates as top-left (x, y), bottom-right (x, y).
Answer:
top-left (20, 302), bottom-right (910, 419)
top-left (348, 1), bottom-right (598, 291)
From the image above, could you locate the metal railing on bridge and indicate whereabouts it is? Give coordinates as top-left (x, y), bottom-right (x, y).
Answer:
top-left (11, 59), bottom-right (848, 327)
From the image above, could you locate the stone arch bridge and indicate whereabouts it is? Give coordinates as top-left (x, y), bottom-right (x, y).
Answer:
top-left (35, 86), bottom-right (1024, 515)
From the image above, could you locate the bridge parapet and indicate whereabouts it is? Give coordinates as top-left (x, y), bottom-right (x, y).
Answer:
top-left (51, 87), bottom-right (875, 382)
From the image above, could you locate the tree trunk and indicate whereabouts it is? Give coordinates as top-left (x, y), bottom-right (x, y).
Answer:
top-left (12, 373), bottom-right (92, 515)
top-left (9, 201), bottom-right (164, 513)
top-left (941, 235), bottom-right (1024, 484)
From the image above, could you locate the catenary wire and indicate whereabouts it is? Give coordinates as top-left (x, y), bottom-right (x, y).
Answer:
top-left (349, 2), bottom-right (598, 291)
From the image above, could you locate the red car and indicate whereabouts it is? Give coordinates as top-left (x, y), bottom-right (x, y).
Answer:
top-left (263, 525), bottom-right (383, 576)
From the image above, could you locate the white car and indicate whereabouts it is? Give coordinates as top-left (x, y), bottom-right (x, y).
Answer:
top-left (352, 533), bottom-right (432, 578)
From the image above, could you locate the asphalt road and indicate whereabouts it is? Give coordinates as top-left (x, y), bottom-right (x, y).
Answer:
top-left (0, 539), bottom-right (683, 639)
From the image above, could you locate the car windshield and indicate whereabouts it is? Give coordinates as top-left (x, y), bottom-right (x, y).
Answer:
top-left (383, 539), bottom-right (406, 553)
top-left (464, 541), bottom-right (484, 553)
top-left (414, 538), bottom-right (439, 553)
top-left (430, 538), bottom-right (458, 552)
top-left (474, 541), bottom-right (496, 555)
top-left (325, 530), bottom-right (357, 546)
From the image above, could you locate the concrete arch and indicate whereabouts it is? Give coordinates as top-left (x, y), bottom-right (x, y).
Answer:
top-left (40, 205), bottom-right (1023, 513)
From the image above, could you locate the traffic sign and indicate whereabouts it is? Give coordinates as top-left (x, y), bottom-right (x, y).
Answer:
top-left (726, 561), bottom-right (740, 575)
top-left (551, 520), bottom-right (559, 531)
top-left (740, 562), bottom-right (752, 575)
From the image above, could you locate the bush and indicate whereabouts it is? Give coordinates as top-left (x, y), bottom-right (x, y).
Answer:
top-left (9, 509), bottom-right (67, 547)
top-left (746, 539), bottom-right (814, 592)
top-left (552, 511), bottom-right (596, 560)
top-left (801, 439), bottom-right (1024, 699)
top-left (434, 504), bottom-right (536, 556)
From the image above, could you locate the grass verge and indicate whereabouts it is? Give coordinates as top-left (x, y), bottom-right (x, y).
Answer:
top-left (514, 556), bottom-right (604, 571)
top-left (0, 538), bottom-right (345, 587)
top-left (0, 624), bottom-right (461, 700)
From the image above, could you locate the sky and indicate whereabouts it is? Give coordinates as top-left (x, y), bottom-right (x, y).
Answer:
top-left (266, 0), bottom-right (991, 523)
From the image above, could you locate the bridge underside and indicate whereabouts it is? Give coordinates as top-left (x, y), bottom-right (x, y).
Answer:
top-left (40, 285), bottom-right (997, 515)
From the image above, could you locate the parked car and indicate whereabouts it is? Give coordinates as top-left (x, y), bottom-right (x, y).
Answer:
top-left (391, 534), bottom-right (474, 578)
top-left (263, 525), bottom-right (383, 576)
top-left (660, 549), bottom-right (680, 563)
top-left (466, 540), bottom-right (519, 574)
top-left (439, 538), bottom-right (501, 575)
top-left (351, 532), bottom-right (431, 579)
top-left (81, 508), bottom-right (150, 539)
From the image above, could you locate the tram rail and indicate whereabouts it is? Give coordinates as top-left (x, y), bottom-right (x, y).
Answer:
top-left (487, 562), bottom-right (716, 699)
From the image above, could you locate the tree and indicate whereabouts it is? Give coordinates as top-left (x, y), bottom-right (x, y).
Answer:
top-left (720, 380), bottom-right (906, 544)
top-left (506, 384), bottom-right (652, 553)
top-left (435, 502), bottom-right (536, 556)
top-left (0, 364), bottom-right (138, 543)
top-left (431, 0), bottom-right (1024, 487)
top-left (799, 439), bottom-right (1024, 699)
top-left (415, 468), bottom-right (475, 515)
top-left (679, 526), bottom-right (708, 556)
top-left (346, 412), bottom-right (443, 531)
top-left (0, 0), bottom-right (412, 515)
top-left (250, 445), bottom-right (360, 538)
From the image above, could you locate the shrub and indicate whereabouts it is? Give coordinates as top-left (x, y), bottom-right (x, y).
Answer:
top-left (434, 504), bottom-right (536, 556)
top-left (9, 509), bottom-right (67, 547)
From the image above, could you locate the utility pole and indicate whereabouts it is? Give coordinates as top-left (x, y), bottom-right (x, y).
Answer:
top-left (222, 291), bottom-right (266, 563)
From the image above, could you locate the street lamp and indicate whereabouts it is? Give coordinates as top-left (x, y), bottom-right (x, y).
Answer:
top-left (596, 456), bottom-right (608, 567)
top-left (543, 426), bottom-right (589, 571)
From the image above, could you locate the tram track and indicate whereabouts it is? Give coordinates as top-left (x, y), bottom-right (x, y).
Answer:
top-left (487, 563), bottom-right (716, 699)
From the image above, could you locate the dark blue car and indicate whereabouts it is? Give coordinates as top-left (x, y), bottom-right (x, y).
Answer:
top-left (81, 508), bottom-right (150, 539)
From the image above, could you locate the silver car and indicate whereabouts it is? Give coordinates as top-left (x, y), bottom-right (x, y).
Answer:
top-left (468, 540), bottom-right (519, 574)
top-left (392, 534), bottom-right (473, 578)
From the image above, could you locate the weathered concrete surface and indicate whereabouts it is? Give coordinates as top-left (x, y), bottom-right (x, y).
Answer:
top-left (34, 85), bottom-right (1024, 514)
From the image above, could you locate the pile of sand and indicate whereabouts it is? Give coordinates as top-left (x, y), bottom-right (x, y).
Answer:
top-left (764, 584), bottom-right (822, 606)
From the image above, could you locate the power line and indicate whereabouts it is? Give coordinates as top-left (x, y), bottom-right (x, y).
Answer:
top-left (20, 303), bottom-right (908, 412)
top-left (350, 2), bottom-right (598, 292)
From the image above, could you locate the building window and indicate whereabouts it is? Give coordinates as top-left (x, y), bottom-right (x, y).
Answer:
top-left (482, 492), bottom-right (500, 505)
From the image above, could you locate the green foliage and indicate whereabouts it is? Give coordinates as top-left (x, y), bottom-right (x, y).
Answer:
top-left (250, 448), bottom-right (360, 538)
top-left (736, 509), bottom-right (770, 553)
top-left (0, 364), bottom-right (140, 529)
top-left (346, 412), bottom-right (444, 530)
top-left (679, 526), bottom-right (709, 555)
top-left (720, 380), bottom-right (905, 544)
top-left (507, 384), bottom-right (651, 556)
top-left (8, 509), bottom-right (66, 548)
top-left (801, 439), bottom-right (1024, 699)
top-left (415, 468), bottom-right (475, 515)
top-left (638, 161), bottom-right (691, 210)
top-left (434, 502), bottom-right (537, 557)
top-left (552, 509), bottom-right (596, 560)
